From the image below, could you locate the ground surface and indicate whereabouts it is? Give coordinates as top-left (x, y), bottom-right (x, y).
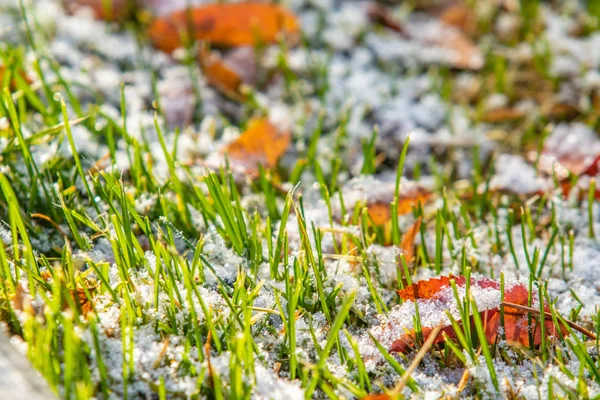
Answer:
top-left (1, 0), bottom-right (600, 399)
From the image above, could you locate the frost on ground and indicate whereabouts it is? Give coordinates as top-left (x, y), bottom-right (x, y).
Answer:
top-left (1, 0), bottom-right (600, 399)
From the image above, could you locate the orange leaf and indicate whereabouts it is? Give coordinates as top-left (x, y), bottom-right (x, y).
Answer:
top-left (399, 216), bottom-right (422, 264)
top-left (361, 395), bottom-right (391, 400)
top-left (200, 49), bottom-right (246, 102)
top-left (390, 275), bottom-right (567, 353)
top-left (397, 217), bottom-right (422, 286)
top-left (366, 191), bottom-right (430, 226)
top-left (224, 117), bottom-right (291, 175)
top-left (149, 2), bottom-right (299, 54)
top-left (69, 287), bottom-right (95, 317)
top-left (397, 274), bottom-right (472, 302)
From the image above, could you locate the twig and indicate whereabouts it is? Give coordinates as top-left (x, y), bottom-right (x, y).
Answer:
top-left (501, 301), bottom-right (597, 340)
top-left (390, 322), bottom-right (444, 396)
top-left (456, 347), bottom-right (481, 395)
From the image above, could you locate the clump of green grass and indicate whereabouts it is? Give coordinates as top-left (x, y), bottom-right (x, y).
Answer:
top-left (2, 1), bottom-right (600, 399)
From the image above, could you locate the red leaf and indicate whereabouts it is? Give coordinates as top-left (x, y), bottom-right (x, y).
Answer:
top-left (389, 275), bottom-right (567, 353)
top-left (397, 274), bottom-right (499, 301)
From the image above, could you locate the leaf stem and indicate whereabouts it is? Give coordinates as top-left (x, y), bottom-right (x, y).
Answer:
top-left (501, 301), bottom-right (597, 340)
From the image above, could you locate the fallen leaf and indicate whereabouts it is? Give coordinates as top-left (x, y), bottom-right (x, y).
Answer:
top-left (366, 190), bottom-right (431, 226)
top-left (399, 216), bottom-right (422, 265)
top-left (396, 275), bottom-right (497, 302)
top-left (220, 46), bottom-right (259, 87)
top-left (438, 3), bottom-right (477, 36)
top-left (223, 117), bottom-right (291, 175)
top-left (199, 47), bottom-right (253, 102)
top-left (390, 275), bottom-right (567, 353)
top-left (480, 107), bottom-right (526, 123)
top-left (361, 395), bottom-right (391, 400)
top-left (432, 28), bottom-right (483, 70)
top-left (149, 2), bottom-right (299, 54)
top-left (397, 217), bottom-right (422, 285)
top-left (69, 287), bottom-right (95, 317)
top-left (540, 102), bottom-right (580, 120)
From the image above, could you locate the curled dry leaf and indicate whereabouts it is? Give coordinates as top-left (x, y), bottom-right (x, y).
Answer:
top-left (199, 46), bottom-right (257, 102)
top-left (149, 2), bottom-right (299, 54)
top-left (200, 51), bottom-right (246, 102)
top-left (390, 275), bottom-right (567, 353)
top-left (223, 117), bottom-right (291, 176)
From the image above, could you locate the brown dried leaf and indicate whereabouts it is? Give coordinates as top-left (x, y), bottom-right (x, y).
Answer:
top-left (480, 107), bottom-right (526, 123)
top-left (438, 3), bottom-right (477, 36)
top-left (435, 28), bottom-right (483, 70)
